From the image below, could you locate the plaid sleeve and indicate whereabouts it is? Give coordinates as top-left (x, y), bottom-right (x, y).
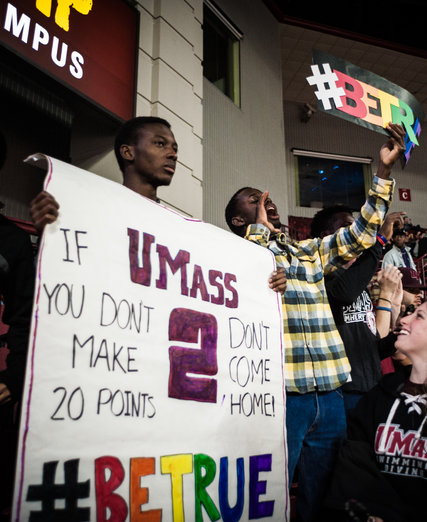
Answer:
top-left (319, 176), bottom-right (395, 274)
top-left (245, 224), bottom-right (271, 246)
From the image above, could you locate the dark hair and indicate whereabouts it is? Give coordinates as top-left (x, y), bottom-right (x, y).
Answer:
top-left (402, 304), bottom-right (416, 316)
top-left (114, 116), bottom-right (171, 173)
top-left (225, 187), bottom-right (252, 235)
top-left (392, 228), bottom-right (407, 238)
top-left (310, 204), bottom-right (353, 238)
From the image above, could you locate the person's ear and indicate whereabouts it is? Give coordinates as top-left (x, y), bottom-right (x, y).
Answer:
top-left (231, 216), bottom-right (246, 227)
top-left (120, 144), bottom-right (134, 162)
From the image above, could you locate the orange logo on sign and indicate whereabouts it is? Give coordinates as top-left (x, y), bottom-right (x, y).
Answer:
top-left (36, 0), bottom-right (93, 32)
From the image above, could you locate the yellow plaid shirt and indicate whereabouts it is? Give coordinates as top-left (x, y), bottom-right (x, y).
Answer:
top-left (246, 176), bottom-right (395, 393)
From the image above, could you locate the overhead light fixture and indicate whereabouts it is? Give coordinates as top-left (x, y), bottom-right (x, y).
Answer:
top-left (292, 148), bottom-right (373, 164)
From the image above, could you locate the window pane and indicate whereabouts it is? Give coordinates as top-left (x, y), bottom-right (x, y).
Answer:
top-left (297, 156), bottom-right (368, 210)
top-left (203, 5), bottom-right (240, 105)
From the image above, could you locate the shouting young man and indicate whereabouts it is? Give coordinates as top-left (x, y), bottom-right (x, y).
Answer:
top-left (225, 123), bottom-right (405, 521)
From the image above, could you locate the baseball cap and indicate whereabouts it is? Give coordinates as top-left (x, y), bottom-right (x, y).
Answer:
top-left (398, 267), bottom-right (427, 290)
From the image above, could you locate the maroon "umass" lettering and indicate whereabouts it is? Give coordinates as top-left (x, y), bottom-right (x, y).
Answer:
top-left (127, 228), bottom-right (239, 309)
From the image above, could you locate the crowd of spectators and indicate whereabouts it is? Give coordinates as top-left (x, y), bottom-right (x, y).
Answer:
top-left (1, 117), bottom-right (426, 522)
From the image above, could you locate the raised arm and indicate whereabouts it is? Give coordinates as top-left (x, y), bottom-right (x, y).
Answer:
top-left (320, 124), bottom-right (405, 274)
top-left (327, 211), bottom-right (407, 303)
top-left (376, 266), bottom-right (402, 337)
top-left (325, 242), bottom-right (383, 305)
top-left (376, 123), bottom-right (407, 179)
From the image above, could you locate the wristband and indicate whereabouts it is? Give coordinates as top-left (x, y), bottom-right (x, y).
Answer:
top-left (376, 233), bottom-right (388, 246)
top-left (378, 297), bottom-right (392, 304)
top-left (376, 306), bottom-right (392, 312)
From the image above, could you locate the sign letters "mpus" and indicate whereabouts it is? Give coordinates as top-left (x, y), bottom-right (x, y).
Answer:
top-left (3, 2), bottom-right (84, 79)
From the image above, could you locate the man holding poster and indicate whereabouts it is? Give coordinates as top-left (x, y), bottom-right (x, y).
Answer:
top-left (29, 116), bottom-right (178, 231)
top-left (225, 123), bottom-right (406, 521)
top-left (14, 116), bottom-right (290, 521)
top-left (30, 116), bottom-right (286, 296)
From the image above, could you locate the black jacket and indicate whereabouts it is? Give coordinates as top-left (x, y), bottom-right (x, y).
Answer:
top-left (0, 215), bottom-right (35, 401)
top-left (326, 241), bottom-right (396, 393)
top-left (324, 372), bottom-right (427, 521)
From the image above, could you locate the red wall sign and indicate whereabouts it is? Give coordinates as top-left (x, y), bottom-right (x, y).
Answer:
top-left (399, 188), bottom-right (412, 202)
top-left (0, 0), bottom-right (138, 121)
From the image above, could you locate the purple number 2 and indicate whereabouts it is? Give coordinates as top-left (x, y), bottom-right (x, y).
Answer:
top-left (168, 308), bottom-right (218, 403)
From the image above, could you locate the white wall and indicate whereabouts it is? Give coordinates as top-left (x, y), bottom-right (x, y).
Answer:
top-left (74, 0), bottom-right (204, 219)
top-left (203, 0), bottom-right (287, 230)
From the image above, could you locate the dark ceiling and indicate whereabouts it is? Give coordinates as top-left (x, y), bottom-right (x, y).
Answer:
top-left (265, 0), bottom-right (427, 57)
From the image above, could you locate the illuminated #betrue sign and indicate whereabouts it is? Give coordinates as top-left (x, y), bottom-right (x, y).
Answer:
top-left (307, 50), bottom-right (424, 164)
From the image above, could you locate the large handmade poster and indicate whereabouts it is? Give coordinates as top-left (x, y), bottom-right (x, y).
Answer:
top-left (12, 156), bottom-right (289, 521)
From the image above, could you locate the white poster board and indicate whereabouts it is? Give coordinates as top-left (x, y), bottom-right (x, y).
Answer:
top-left (13, 156), bottom-right (289, 521)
